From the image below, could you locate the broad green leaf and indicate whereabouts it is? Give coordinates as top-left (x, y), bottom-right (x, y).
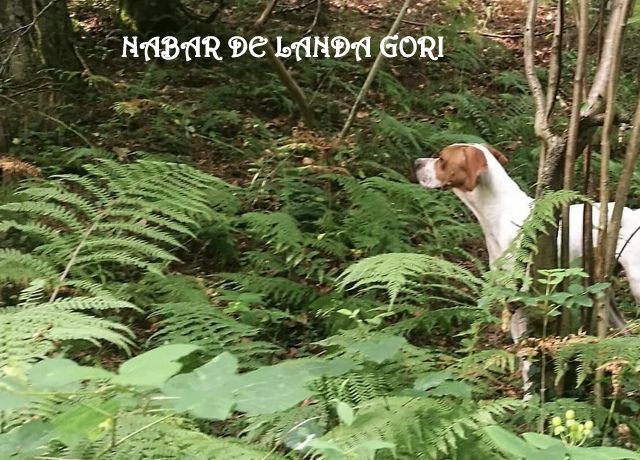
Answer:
top-left (567, 446), bottom-right (640, 459)
top-left (51, 399), bottom-right (119, 446)
top-left (29, 358), bottom-right (114, 390)
top-left (426, 380), bottom-right (473, 399)
top-left (234, 357), bottom-right (357, 414)
top-left (0, 420), bottom-right (53, 459)
top-left (522, 432), bottom-right (564, 450)
top-left (163, 352), bottom-right (238, 420)
top-left (0, 377), bottom-right (37, 411)
top-left (414, 370), bottom-right (453, 391)
top-left (336, 400), bottom-right (355, 426)
top-left (484, 425), bottom-right (536, 458)
top-left (114, 344), bottom-right (200, 387)
top-left (525, 444), bottom-right (568, 460)
top-left (346, 335), bottom-right (406, 363)
top-left (163, 354), bottom-right (356, 419)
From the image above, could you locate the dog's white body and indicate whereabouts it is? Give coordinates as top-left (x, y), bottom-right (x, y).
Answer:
top-left (415, 143), bottom-right (640, 317)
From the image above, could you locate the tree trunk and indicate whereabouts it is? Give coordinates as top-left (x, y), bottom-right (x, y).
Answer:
top-left (0, 0), bottom-right (79, 151)
top-left (118, 0), bottom-right (183, 36)
top-left (0, 0), bottom-right (78, 79)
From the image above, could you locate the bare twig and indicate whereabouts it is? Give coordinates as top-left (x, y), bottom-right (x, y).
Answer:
top-left (254, 0), bottom-right (279, 30)
top-left (339, 0), bottom-right (412, 141)
top-left (252, 0), bottom-right (316, 127)
top-left (305, 0), bottom-right (323, 35)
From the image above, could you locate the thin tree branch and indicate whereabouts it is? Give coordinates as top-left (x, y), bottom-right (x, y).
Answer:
top-left (545, 0), bottom-right (564, 120)
top-left (252, 0), bottom-right (316, 127)
top-left (339, 0), bottom-right (412, 141)
top-left (593, 1), bottom-right (629, 358)
top-left (523, 0), bottom-right (551, 142)
top-left (582, 0), bottom-right (631, 118)
top-left (304, 0), bottom-right (323, 35)
top-left (254, 0), bottom-right (279, 30)
top-left (561, 0), bottom-right (588, 273)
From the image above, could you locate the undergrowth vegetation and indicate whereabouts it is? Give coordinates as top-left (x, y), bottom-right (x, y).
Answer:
top-left (1, 1), bottom-right (640, 459)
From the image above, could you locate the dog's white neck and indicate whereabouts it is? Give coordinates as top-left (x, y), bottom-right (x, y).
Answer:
top-left (453, 145), bottom-right (533, 265)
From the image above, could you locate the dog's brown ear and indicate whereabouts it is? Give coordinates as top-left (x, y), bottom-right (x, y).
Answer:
top-left (483, 144), bottom-right (509, 165)
top-left (463, 146), bottom-right (488, 191)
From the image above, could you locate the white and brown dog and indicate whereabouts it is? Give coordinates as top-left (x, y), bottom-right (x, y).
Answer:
top-left (414, 143), bottom-right (640, 333)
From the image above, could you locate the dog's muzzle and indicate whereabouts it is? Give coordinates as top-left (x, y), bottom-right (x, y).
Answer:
top-left (414, 158), bottom-right (443, 189)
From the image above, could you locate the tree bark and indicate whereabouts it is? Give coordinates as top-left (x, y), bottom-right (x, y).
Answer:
top-left (0, 0), bottom-right (79, 152)
top-left (0, 0), bottom-right (78, 79)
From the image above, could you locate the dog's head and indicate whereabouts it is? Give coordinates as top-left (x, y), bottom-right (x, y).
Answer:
top-left (414, 144), bottom-right (508, 192)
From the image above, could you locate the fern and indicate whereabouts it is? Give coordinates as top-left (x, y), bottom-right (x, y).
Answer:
top-left (63, 415), bottom-right (287, 460)
top-left (317, 396), bottom-right (521, 459)
top-left (489, 189), bottom-right (583, 290)
top-left (220, 273), bottom-right (317, 310)
top-left (0, 280), bottom-right (135, 366)
top-left (337, 253), bottom-right (482, 306)
top-left (149, 301), bottom-right (279, 365)
top-left (0, 159), bottom-right (235, 295)
top-left (311, 372), bottom-right (392, 407)
top-left (555, 335), bottom-right (640, 388)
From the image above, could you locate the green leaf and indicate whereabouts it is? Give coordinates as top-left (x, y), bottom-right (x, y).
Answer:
top-left (114, 344), bottom-right (200, 388)
top-left (346, 335), bottom-right (406, 364)
top-left (336, 400), bottom-right (355, 426)
top-left (426, 380), bottom-right (473, 399)
top-left (0, 420), bottom-right (53, 459)
top-left (526, 444), bottom-right (568, 459)
top-left (521, 432), bottom-right (564, 450)
top-left (235, 357), bottom-right (357, 414)
top-left (414, 370), bottom-right (453, 391)
top-left (51, 399), bottom-right (119, 446)
top-left (29, 358), bottom-right (114, 390)
top-left (0, 377), bottom-right (38, 411)
top-left (163, 352), bottom-right (238, 420)
top-left (163, 353), bottom-right (356, 419)
top-left (567, 446), bottom-right (640, 460)
top-left (484, 425), bottom-right (536, 458)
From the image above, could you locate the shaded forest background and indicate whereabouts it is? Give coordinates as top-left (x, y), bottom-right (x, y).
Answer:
top-left (1, 0), bottom-right (640, 459)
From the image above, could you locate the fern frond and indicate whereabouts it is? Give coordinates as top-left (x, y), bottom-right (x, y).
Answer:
top-left (220, 274), bottom-right (317, 310)
top-left (150, 302), bottom-right (278, 364)
top-left (338, 253), bottom-right (481, 306)
top-left (0, 159), bottom-right (234, 291)
top-left (319, 396), bottom-right (521, 459)
top-left (0, 249), bottom-right (57, 282)
top-left (0, 289), bottom-right (135, 366)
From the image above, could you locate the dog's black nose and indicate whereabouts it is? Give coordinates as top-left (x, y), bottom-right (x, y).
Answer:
top-left (414, 158), bottom-right (426, 169)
